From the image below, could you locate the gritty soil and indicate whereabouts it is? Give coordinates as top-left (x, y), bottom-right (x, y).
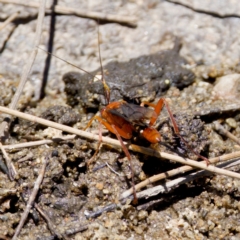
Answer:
top-left (1, 1), bottom-right (240, 240)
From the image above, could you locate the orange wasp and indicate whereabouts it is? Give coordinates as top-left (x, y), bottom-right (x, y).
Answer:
top-left (42, 27), bottom-right (209, 204)
top-left (84, 81), bottom-right (209, 204)
top-left (81, 31), bottom-right (209, 205)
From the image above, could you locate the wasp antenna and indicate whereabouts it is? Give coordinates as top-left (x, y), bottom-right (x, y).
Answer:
top-left (37, 46), bottom-right (101, 82)
top-left (97, 22), bottom-right (110, 105)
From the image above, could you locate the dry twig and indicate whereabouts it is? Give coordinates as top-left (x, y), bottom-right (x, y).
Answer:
top-left (17, 152), bottom-right (34, 163)
top-left (86, 157), bottom-right (240, 218)
top-left (136, 159), bottom-right (240, 210)
top-left (0, 0), bottom-right (46, 180)
top-left (136, 158), bottom-right (240, 200)
top-left (120, 150), bottom-right (240, 199)
top-left (0, 106), bottom-right (240, 182)
top-left (213, 121), bottom-right (240, 145)
top-left (0, 144), bottom-right (16, 180)
top-left (34, 203), bottom-right (66, 240)
top-left (12, 154), bottom-right (49, 240)
top-left (11, 3), bottom-right (45, 110)
top-left (35, 202), bottom-right (87, 237)
top-left (105, 162), bottom-right (121, 176)
top-left (64, 224), bottom-right (88, 236)
top-left (3, 135), bottom-right (76, 150)
top-left (0, 11), bottom-right (20, 31)
top-left (0, 0), bottom-right (137, 27)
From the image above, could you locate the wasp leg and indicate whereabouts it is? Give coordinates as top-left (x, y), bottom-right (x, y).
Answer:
top-left (142, 98), bottom-right (210, 165)
top-left (141, 98), bottom-right (165, 126)
top-left (111, 125), bottom-right (138, 204)
top-left (84, 116), bottom-right (138, 203)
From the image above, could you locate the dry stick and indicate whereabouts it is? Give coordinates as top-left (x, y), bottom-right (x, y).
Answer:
top-left (12, 154), bottom-right (49, 240)
top-left (0, 140), bottom-right (15, 180)
top-left (136, 158), bottom-right (240, 201)
top-left (34, 203), bottom-right (66, 240)
top-left (137, 198), bottom-right (163, 211)
top-left (136, 158), bottom-right (239, 210)
top-left (129, 144), bottom-right (240, 178)
top-left (213, 121), bottom-right (240, 146)
top-left (0, 11), bottom-right (20, 31)
top-left (86, 158), bottom-right (240, 218)
top-left (1, 106), bottom-right (240, 182)
top-left (0, 0), bottom-right (137, 27)
top-left (17, 152), bottom-right (34, 163)
top-left (0, 189), bottom-right (17, 202)
top-left (3, 135), bottom-right (76, 150)
top-left (105, 161), bottom-right (121, 176)
top-left (64, 225), bottom-right (88, 236)
top-left (6, 0), bottom-right (45, 111)
top-left (35, 196), bottom-right (87, 237)
top-left (0, 144), bottom-right (17, 180)
top-left (235, 145), bottom-right (240, 150)
top-left (120, 150), bottom-right (240, 199)
top-left (0, 0), bottom-right (46, 180)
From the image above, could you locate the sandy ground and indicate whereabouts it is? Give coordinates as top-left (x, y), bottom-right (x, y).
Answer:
top-left (1, 0), bottom-right (240, 239)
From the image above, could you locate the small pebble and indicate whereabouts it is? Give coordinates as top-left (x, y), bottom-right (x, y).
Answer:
top-left (103, 189), bottom-right (109, 194)
top-left (95, 182), bottom-right (104, 190)
top-left (213, 74), bottom-right (240, 101)
top-left (226, 118), bottom-right (237, 129)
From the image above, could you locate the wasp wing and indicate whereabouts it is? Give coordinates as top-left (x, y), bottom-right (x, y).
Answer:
top-left (108, 103), bottom-right (156, 126)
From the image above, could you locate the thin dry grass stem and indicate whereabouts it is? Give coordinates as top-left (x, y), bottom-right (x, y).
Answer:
top-left (1, 106), bottom-right (240, 182)
top-left (17, 152), bottom-right (34, 163)
top-left (64, 225), bottom-right (88, 236)
top-left (105, 162), bottom-right (121, 176)
top-left (12, 154), bottom-right (49, 240)
top-left (0, 141), bottom-right (17, 180)
top-left (0, 11), bottom-right (20, 31)
top-left (120, 150), bottom-right (240, 199)
top-left (129, 144), bottom-right (240, 177)
top-left (8, 2), bottom-right (45, 110)
top-left (34, 203), bottom-right (66, 240)
top-left (3, 135), bottom-right (76, 150)
top-left (136, 158), bottom-right (240, 201)
top-left (0, 143), bottom-right (17, 180)
top-left (137, 198), bottom-right (163, 211)
top-left (86, 158), bottom-right (240, 217)
top-left (0, 0), bottom-right (46, 180)
top-left (234, 145), bottom-right (240, 150)
top-left (214, 121), bottom-right (240, 145)
top-left (0, 0), bottom-right (137, 27)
